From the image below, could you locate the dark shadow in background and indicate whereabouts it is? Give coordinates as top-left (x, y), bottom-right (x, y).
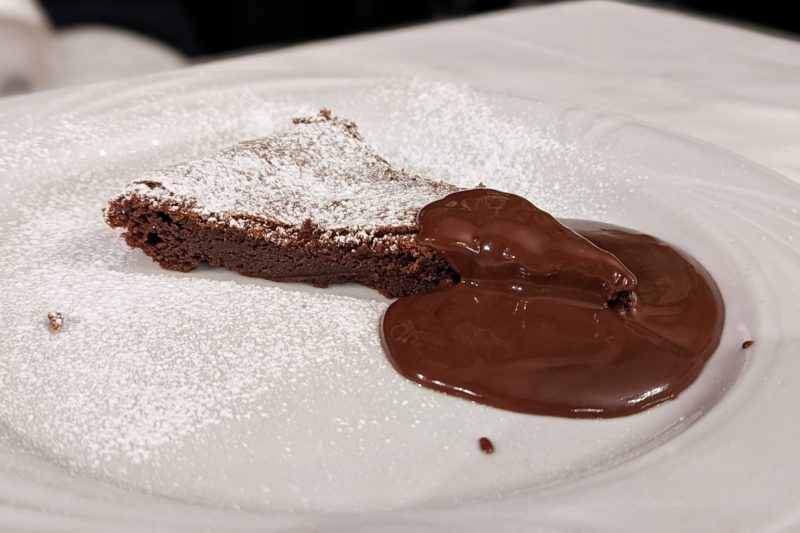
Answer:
top-left (41, 0), bottom-right (513, 56)
top-left (659, 0), bottom-right (799, 36)
top-left (41, 0), bottom-right (799, 58)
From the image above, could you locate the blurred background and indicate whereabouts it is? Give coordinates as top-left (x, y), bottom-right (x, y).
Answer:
top-left (1, 0), bottom-right (797, 98)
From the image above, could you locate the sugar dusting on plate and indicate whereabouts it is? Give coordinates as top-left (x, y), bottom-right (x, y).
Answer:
top-left (0, 79), bottom-right (611, 495)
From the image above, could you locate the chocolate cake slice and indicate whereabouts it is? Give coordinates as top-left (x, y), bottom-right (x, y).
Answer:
top-left (105, 110), bottom-right (460, 297)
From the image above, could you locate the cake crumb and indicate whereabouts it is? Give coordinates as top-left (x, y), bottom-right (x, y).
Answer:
top-left (478, 436), bottom-right (494, 454)
top-left (477, 181), bottom-right (486, 188)
top-left (742, 340), bottom-right (754, 349)
top-left (47, 312), bottom-right (64, 332)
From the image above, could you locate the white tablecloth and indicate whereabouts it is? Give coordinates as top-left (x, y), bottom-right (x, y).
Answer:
top-left (0, 0), bottom-right (185, 95)
top-left (211, 0), bottom-right (800, 183)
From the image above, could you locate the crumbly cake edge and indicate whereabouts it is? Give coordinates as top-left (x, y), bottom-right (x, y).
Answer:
top-left (105, 192), bottom-right (424, 250)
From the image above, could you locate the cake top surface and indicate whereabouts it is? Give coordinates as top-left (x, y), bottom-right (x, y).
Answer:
top-left (116, 110), bottom-right (458, 232)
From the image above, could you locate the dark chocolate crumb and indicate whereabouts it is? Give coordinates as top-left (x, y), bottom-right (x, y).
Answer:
top-left (742, 340), bottom-right (754, 349)
top-left (47, 312), bottom-right (64, 332)
top-left (478, 437), bottom-right (494, 454)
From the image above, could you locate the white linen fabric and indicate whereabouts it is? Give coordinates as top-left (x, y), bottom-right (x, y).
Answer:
top-left (0, 0), bottom-right (184, 94)
top-left (0, 0), bottom-right (48, 95)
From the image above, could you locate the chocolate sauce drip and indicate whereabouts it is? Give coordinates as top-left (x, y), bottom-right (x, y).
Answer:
top-left (414, 189), bottom-right (637, 303)
top-left (381, 189), bottom-right (724, 418)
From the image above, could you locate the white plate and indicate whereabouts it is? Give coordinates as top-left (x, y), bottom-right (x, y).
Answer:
top-left (0, 76), bottom-right (798, 532)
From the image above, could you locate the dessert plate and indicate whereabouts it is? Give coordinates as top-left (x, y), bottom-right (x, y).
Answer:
top-left (0, 75), bottom-right (798, 532)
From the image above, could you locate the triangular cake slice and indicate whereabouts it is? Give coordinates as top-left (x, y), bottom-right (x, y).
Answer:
top-left (105, 110), bottom-right (460, 297)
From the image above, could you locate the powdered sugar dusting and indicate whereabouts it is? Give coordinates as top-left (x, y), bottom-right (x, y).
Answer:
top-left (115, 110), bottom-right (456, 233)
top-left (1, 228), bottom-right (387, 467)
top-left (0, 78), bottom-right (641, 512)
top-left (368, 80), bottom-right (614, 219)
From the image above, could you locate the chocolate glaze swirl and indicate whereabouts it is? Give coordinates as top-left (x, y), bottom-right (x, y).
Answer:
top-left (381, 189), bottom-right (724, 418)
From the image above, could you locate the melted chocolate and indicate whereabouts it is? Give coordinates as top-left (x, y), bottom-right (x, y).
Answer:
top-left (381, 189), bottom-right (724, 418)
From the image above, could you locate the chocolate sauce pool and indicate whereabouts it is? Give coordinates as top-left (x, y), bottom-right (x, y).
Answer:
top-left (381, 189), bottom-right (724, 418)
